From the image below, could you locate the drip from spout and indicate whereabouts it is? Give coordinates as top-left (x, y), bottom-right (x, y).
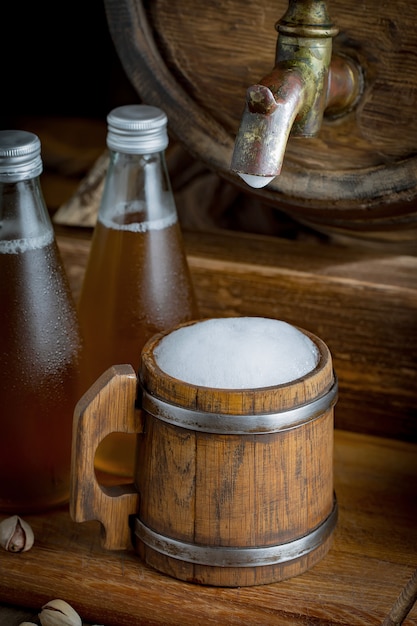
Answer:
top-left (238, 173), bottom-right (276, 189)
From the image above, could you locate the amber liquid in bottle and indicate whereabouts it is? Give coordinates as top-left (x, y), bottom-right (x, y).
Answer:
top-left (78, 205), bottom-right (198, 477)
top-left (0, 232), bottom-right (84, 512)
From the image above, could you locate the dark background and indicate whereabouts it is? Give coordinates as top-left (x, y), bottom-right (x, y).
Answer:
top-left (1, 0), bottom-right (138, 214)
top-left (1, 0), bottom-right (136, 126)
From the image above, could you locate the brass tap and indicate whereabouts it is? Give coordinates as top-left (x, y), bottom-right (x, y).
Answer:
top-left (230, 0), bottom-right (363, 188)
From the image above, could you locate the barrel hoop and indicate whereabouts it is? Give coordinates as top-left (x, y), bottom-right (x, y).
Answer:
top-left (135, 498), bottom-right (338, 568)
top-left (139, 376), bottom-right (338, 434)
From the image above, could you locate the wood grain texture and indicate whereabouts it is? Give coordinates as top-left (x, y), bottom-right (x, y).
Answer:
top-left (56, 227), bottom-right (417, 442)
top-left (71, 325), bottom-right (336, 586)
top-left (103, 0), bottom-right (417, 236)
top-left (70, 365), bottom-right (140, 550)
top-left (0, 430), bottom-right (416, 625)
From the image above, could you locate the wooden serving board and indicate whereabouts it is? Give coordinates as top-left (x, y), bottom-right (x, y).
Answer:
top-left (0, 430), bottom-right (416, 626)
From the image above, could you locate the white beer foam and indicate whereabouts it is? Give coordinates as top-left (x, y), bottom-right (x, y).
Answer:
top-left (154, 317), bottom-right (319, 389)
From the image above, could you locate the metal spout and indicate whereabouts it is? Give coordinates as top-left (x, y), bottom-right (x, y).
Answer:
top-left (231, 0), bottom-right (362, 189)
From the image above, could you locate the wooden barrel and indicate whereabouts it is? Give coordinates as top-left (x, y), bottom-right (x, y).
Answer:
top-left (133, 320), bottom-right (338, 586)
top-left (103, 0), bottom-right (417, 241)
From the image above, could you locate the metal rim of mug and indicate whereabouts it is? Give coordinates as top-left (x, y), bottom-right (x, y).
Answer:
top-left (139, 376), bottom-right (338, 434)
top-left (134, 498), bottom-right (338, 567)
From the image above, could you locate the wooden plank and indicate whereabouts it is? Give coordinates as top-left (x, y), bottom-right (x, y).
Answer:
top-left (56, 227), bottom-right (417, 442)
top-left (0, 430), bottom-right (416, 625)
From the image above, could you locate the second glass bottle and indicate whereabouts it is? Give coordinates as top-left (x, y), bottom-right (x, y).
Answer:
top-left (78, 104), bottom-right (199, 478)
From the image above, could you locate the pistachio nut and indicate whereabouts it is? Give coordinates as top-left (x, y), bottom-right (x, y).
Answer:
top-left (0, 515), bottom-right (34, 552)
top-left (39, 599), bottom-right (82, 626)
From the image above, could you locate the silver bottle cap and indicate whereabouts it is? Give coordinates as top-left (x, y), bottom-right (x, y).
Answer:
top-left (107, 104), bottom-right (169, 154)
top-left (0, 130), bottom-right (43, 182)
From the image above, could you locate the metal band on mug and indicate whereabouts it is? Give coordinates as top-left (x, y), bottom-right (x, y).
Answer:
top-left (135, 498), bottom-right (338, 567)
top-left (139, 375), bottom-right (338, 434)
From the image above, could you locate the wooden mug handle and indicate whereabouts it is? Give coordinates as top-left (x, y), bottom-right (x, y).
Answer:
top-left (70, 364), bottom-right (142, 550)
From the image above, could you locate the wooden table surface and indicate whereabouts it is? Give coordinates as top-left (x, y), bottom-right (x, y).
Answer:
top-left (1, 228), bottom-right (416, 624)
top-left (0, 429), bottom-right (416, 626)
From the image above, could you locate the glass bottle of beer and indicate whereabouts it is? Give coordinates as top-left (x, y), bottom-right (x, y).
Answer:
top-left (78, 104), bottom-right (199, 478)
top-left (0, 130), bottom-right (85, 513)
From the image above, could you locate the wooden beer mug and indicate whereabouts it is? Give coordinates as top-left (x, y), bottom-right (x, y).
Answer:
top-left (70, 318), bottom-right (338, 587)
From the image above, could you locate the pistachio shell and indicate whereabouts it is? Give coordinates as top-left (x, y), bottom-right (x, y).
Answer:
top-left (0, 515), bottom-right (34, 552)
top-left (39, 599), bottom-right (82, 626)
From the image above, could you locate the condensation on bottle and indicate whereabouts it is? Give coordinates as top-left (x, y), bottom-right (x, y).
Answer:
top-left (0, 130), bottom-right (85, 513)
top-left (78, 104), bottom-right (199, 478)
